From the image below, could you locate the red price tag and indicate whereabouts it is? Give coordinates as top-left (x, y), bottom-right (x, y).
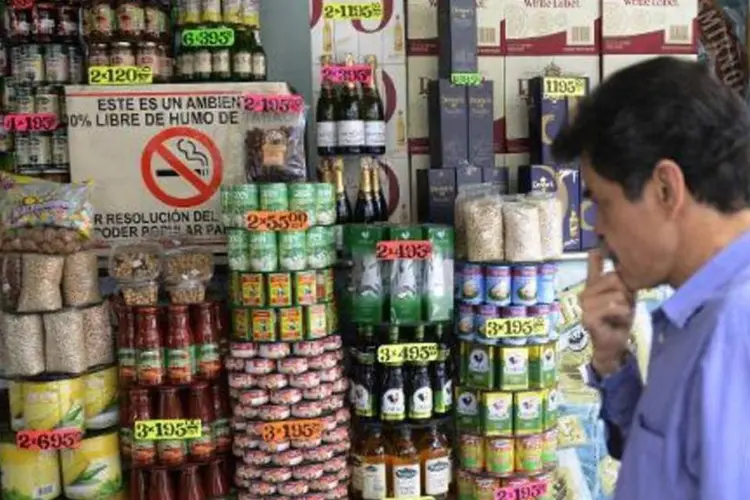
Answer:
top-left (16, 429), bottom-right (83, 451)
top-left (246, 211), bottom-right (310, 231)
top-left (375, 240), bottom-right (432, 260)
top-left (495, 480), bottom-right (548, 500)
top-left (321, 64), bottom-right (373, 84)
top-left (3, 113), bottom-right (58, 132)
top-left (10, 0), bottom-right (33, 9)
top-left (243, 94), bottom-right (304, 113)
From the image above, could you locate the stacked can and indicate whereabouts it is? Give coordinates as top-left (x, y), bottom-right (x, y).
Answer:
top-left (222, 182), bottom-right (351, 500)
top-left (454, 261), bottom-right (561, 499)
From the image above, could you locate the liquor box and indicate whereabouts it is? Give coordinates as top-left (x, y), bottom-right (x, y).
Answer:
top-left (428, 79), bottom-right (469, 168)
top-left (381, 63), bottom-right (409, 157)
top-left (407, 55), bottom-right (439, 155)
top-left (601, 53), bottom-right (697, 80)
top-left (481, 167), bottom-right (510, 193)
top-left (410, 154), bottom-right (430, 222)
top-left (580, 177), bottom-right (597, 251)
top-left (455, 164), bottom-right (483, 187)
top-left (518, 164), bottom-right (581, 252)
top-left (527, 75), bottom-right (590, 165)
top-left (417, 167), bottom-right (457, 224)
top-left (477, 56), bottom-right (506, 155)
top-left (467, 80), bottom-right (494, 168)
top-left (437, 0), bottom-right (478, 78)
top-left (602, 0), bottom-right (697, 54)
top-left (503, 0), bottom-right (600, 55)
top-left (407, 0), bottom-right (439, 56)
top-left (476, 0), bottom-right (505, 55)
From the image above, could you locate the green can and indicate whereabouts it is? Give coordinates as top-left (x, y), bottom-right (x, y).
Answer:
top-left (230, 184), bottom-right (259, 227)
top-left (288, 183), bottom-right (316, 225)
top-left (346, 223), bottom-right (386, 324)
top-left (278, 231), bottom-right (308, 271)
top-left (306, 226), bottom-right (335, 269)
top-left (314, 182), bottom-right (336, 225)
top-left (248, 231), bottom-right (278, 272)
top-left (259, 183), bottom-right (289, 211)
top-left (227, 229), bottom-right (250, 271)
top-left (220, 186), bottom-right (233, 227)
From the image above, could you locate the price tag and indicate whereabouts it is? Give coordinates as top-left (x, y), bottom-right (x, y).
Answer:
top-left (377, 343), bottom-right (439, 364)
top-left (496, 479), bottom-right (548, 500)
top-left (450, 72), bottom-right (484, 86)
top-left (88, 66), bottom-right (153, 85)
top-left (133, 419), bottom-right (202, 441)
top-left (181, 27), bottom-right (235, 47)
top-left (375, 240), bottom-right (432, 260)
top-left (9, 0), bottom-right (33, 8)
top-left (542, 77), bottom-right (587, 98)
top-left (321, 64), bottom-right (373, 84)
top-left (243, 94), bottom-right (305, 113)
top-left (16, 429), bottom-right (82, 451)
top-left (246, 211), bottom-right (310, 231)
top-left (261, 419), bottom-right (323, 443)
top-left (323, 2), bottom-right (383, 19)
top-left (3, 113), bottom-right (58, 132)
top-left (485, 316), bottom-right (548, 338)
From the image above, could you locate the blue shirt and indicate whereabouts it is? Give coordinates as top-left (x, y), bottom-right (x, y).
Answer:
top-left (590, 230), bottom-right (750, 500)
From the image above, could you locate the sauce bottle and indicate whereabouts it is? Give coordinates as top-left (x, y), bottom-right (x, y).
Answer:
top-left (408, 362), bottom-right (433, 420)
top-left (157, 387), bottom-right (187, 466)
top-left (387, 426), bottom-right (421, 498)
top-left (211, 382), bottom-right (232, 454)
top-left (131, 387), bottom-right (156, 467)
top-left (166, 305), bottom-right (193, 385)
top-left (148, 468), bottom-right (175, 500)
top-left (353, 351), bottom-right (377, 418)
top-left (381, 364), bottom-right (405, 422)
top-left (205, 458), bottom-right (230, 499)
top-left (211, 301), bottom-right (228, 354)
top-left (188, 381), bottom-right (216, 461)
top-left (179, 465), bottom-right (205, 500)
top-left (117, 306), bottom-right (137, 387)
top-left (119, 392), bottom-right (133, 460)
top-left (350, 423), bottom-right (366, 500)
top-left (193, 303), bottom-right (221, 380)
top-left (431, 346), bottom-right (453, 417)
top-left (418, 423), bottom-right (452, 500)
top-left (136, 306), bottom-right (164, 386)
top-left (130, 468), bottom-right (147, 500)
top-left (361, 425), bottom-right (387, 500)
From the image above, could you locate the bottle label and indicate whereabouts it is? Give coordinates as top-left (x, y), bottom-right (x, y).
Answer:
top-left (156, 439), bottom-right (187, 461)
top-left (252, 54), bottom-right (266, 78)
top-left (337, 120), bottom-right (365, 147)
top-left (233, 52), bottom-right (251, 74)
top-left (198, 343), bottom-right (221, 375)
top-left (353, 384), bottom-right (374, 417)
top-left (317, 121), bottom-right (336, 147)
top-left (409, 386), bottom-right (433, 419)
top-left (195, 50), bottom-right (211, 73)
top-left (137, 348), bottom-right (163, 384)
top-left (435, 379), bottom-right (453, 412)
top-left (212, 50), bottom-right (230, 73)
top-left (365, 120), bottom-right (386, 147)
top-left (351, 454), bottom-right (364, 492)
top-left (425, 456), bottom-right (451, 495)
top-left (362, 463), bottom-right (386, 499)
top-left (381, 388), bottom-right (405, 420)
top-left (393, 464), bottom-right (421, 497)
top-left (118, 347), bottom-right (136, 367)
top-left (166, 347), bottom-right (191, 372)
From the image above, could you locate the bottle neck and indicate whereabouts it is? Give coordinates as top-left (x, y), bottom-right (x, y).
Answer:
top-left (335, 169), bottom-right (346, 194)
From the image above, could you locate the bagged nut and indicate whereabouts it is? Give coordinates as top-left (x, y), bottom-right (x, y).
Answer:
top-left (82, 302), bottom-right (114, 368)
top-left (0, 254), bottom-right (22, 310)
top-left (44, 309), bottom-right (86, 374)
top-left (464, 194), bottom-right (505, 263)
top-left (2, 312), bottom-right (45, 376)
top-left (167, 280), bottom-right (206, 304)
top-left (17, 254), bottom-right (64, 312)
top-left (121, 281), bottom-right (159, 306)
top-left (109, 242), bottom-right (162, 281)
top-left (455, 184), bottom-right (495, 260)
top-left (527, 193), bottom-right (563, 260)
top-left (63, 251), bottom-right (102, 306)
top-left (164, 248), bottom-right (214, 283)
top-left (503, 201), bottom-right (543, 262)
top-left (0, 227), bottom-right (86, 255)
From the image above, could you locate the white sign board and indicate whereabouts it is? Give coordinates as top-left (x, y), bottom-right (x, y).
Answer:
top-left (66, 82), bottom-right (288, 247)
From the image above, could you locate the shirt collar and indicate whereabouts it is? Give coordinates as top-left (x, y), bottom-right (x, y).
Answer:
top-left (659, 229), bottom-right (750, 328)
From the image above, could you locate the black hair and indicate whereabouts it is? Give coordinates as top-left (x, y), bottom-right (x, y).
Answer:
top-left (552, 56), bottom-right (750, 213)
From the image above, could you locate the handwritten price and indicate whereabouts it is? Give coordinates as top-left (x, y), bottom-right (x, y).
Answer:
top-left (246, 211), bottom-right (310, 231)
top-left (134, 419), bottom-right (202, 441)
top-left (375, 240), bottom-right (432, 260)
top-left (244, 94), bottom-right (304, 113)
top-left (451, 72), bottom-right (484, 86)
top-left (377, 343), bottom-right (439, 364)
top-left (16, 429), bottom-right (82, 451)
top-left (485, 317), bottom-right (548, 338)
top-left (496, 479), bottom-right (548, 500)
top-left (181, 27), bottom-right (235, 47)
top-left (542, 77), bottom-right (587, 98)
top-left (323, 2), bottom-right (383, 19)
top-left (3, 113), bottom-right (57, 132)
top-left (321, 64), bottom-right (372, 84)
top-left (261, 419), bottom-right (323, 443)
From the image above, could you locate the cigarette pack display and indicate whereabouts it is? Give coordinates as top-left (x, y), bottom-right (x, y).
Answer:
top-left (467, 81), bottom-right (495, 168)
top-left (428, 79), bottom-right (469, 168)
top-left (437, 0), bottom-right (479, 77)
top-left (417, 168), bottom-right (457, 224)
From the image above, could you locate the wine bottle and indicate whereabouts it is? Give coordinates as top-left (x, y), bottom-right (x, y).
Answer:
top-left (250, 29), bottom-right (267, 82)
top-left (371, 161), bottom-right (389, 222)
top-left (334, 159), bottom-right (352, 254)
top-left (353, 158), bottom-right (377, 223)
top-left (363, 55), bottom-right (386, 156)
top-left (337, 54), bottom-right (365, 155)
top-left (317, 55), bottom-right (338, 156)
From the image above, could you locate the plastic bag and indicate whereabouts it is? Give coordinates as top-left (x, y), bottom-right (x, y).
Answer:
top-left (465, 192), bottom-right (505, 263)
top-left (2, 312), bottom-right (45, 376)
top-left (244, 102), bottom-right (308, 182)
top-left (17, 254), bottom-right (64, 313)
top-left (44, 309), bottom-right (86, 374)
top-left (454, 183), bottom-right (498, 261)
top-left (503, 200), bottom-right (544, 262)
top-left (82, 302), bottom-right (114, 368)
top-left (526, 192), bottom-right (564, 260)
top-left (63, 251), bottom-right (102, 306)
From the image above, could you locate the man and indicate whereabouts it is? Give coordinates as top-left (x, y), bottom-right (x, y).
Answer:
top-left (552, 56), bottom-right (750, 499)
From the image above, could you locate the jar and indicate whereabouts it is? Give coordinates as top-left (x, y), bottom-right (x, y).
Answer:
top-left (130, 469), bottom-right (147, 500)
top-left (205, 459), bottom-right (229, 497)
top-left (116, 0), bottom-right (145, 38)
top-left (211, 383), bottom-right (231, 454)
top-left (19, 45), bottom-right (44, 83)
top-left (157, 44), bottom-right (172, 83)
top-left (34, 3), bottom-right (58, 42)
top-left (193, 303), bottom-right (220, 380)
top-left (179, 465), bottom-right (204, 500)
top-left (90, 0), bottom-right (115, 40)
top-left (117, 306), bottom-right (136, 387)
top-left (149, 469), bottom-right (175, 499)
top-left (144, 1), bottom-right (169, 43)
top-left (120, 393), bottom-right (133, 459)
top-left (43, 44), bottom-right (69, 83)
top-left (187, 382), bottom-right (215, 462)
top-left (157, 387), bottom-right (188, 466)
top-left (28, 132), bottom-right (51, 169)
top-left (88, 43), bottom-right (110, 67)
top-left (223, 0), bottom-right (242, 24)
top-left (34, 85), bottom-right (59, 117)
top-left (9, 9), bottom-right (32, 42)
top-left (135, 306), bottom-right (163, 386)
top-left (130, 387), bottom-right (156, 467)
top-left (68, 46), bottom-right (85, 83)
top-left (180, 0), bottom-right (201, 25)
top-left (57, 5), bottom-right (79, 41)
top-left (16, 85), bottom-right (34, 114)
top-left (137, 42), bottom-right (160, 81)
top-left (14, 133), bottom-right (31, 172)
top-left (166, 304), bottom-right (193, 385)
top-left (111, 41), bottom-right (136, 67)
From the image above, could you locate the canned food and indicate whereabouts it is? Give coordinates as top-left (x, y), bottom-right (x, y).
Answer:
top-left (252, 309), bottom-right (277, 342)
top-left (34, 86), bottom-right (60, 117)
top-left (458, 434), bottom-right (484, 472)
top-left (227, 229), bottom-right (251, 271)
top-left (29, 133), bottom-right (52, 168)
top-left (474, 477), bottom-right (499, 500)
top-left (20, 45), bottom-right (44, 83)
top-left (515, 434), bottom-right (544, 475)
top-left (259, 183), bottom-right (289, 211)
top-left (541, 428), bottom-right (557, 468)
top-left (485, 437), bottom-right (514, 476)
top-left (137, 42), bottom-right (160, 79)
top-left (511, 265), bottom-right (538, 306)
top-left (44, 44), bottom-right (69, 83)
top-left (288, 183), bottom-right (316, 223)
top-left (14, 133), bottom-right (31, 171)
top-left (279, 306), bottom-right (303, 342)
top-left (89, 43), bottom-right (110, 67)
top-left (267, 273), bottom-right (292, 307)
top-left (293, 270), bottom-right (317, 305)
top-left (232, 308), bottom-right (251, 340)
top-left (314, 182), bottom-right (336, 225)
top-left (249, 232), bottom-right (278, 272)
top-left (16, 85), bottom-right (34, 114)
top-left (278, 231), bottom-right (307, 272)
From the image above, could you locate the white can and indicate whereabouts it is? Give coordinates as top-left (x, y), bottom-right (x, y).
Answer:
top-left (28, 133), bottom-right (52, 168)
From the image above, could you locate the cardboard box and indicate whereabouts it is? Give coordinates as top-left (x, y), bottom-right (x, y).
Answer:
top-left (417, 167), bottom-right (457, 224)
top-left (481, 166), bottom-right (511, 193)
top-left (602, 53), bottom-right (697, 80)
top-left (456, 164), bottom-right (483, 188)
top-left (503, 0), bottom-right (600, 55)
top-left (438, 0), bottom-right (478, 77)
top-left (407, 55), bottom-right (439, 155)
top-left (602, 0), bottom-right (697, 54)
top-left (428, 79), bottom-right (469, 168)
top-left (477, 0), bottom-right (506, 55)
top-left (406, 0), bottom-right (439, 56)
top-left (478, 56), bottom-right (506, 155)
top-left (381, 63), bottom-right (409, 157)
top-left (467, 81), bottom-right (495, 168)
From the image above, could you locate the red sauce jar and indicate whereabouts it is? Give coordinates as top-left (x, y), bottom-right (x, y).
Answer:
top-left (193, 303), bottom-right (220, 381)
top-left (178, 465), bottom-right (205, 500)
top-left (205, 458), bottom-right (229, 497)
top-left (148, 468), bottom-right (175, 500)
top-left (187, 381), bottom-right (215, 462)
top-left (136, 306), bottom-right (163, 386)
top-left (119, 392), bottom-right (132, 460)
top-left (211, 383), bottom-right (231, 454)
top-left (117, 306), bottom-right (136, 387)
top-left (131, 468), bottom-right (147, 500)
top-left (130, 387), bottom-right (156, 467)
top-left (166, 305), bottom-right (193, 385)
top-left (156, 387), bottom-right (187, 466)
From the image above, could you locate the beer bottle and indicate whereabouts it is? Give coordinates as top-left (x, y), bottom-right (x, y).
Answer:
top-left (250, 29), bottom-right (267, 81)
top-left (232, 28), bottom-right (252, 81)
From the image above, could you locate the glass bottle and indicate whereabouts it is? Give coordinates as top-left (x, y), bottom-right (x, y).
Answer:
top-left (148, 468), bottom-right (175, 500)
top-left (188, 381), bottom-right (216, 461)
top-left (179, 464), bottom-right (205, 500)
top-left (131, 388), bottom-right (156, 467)
top-left (166, 305), bottom-right (193, 385)
top-left (432, 346), bottom-right (453, 416)
top-left (353, 350), bottom-right (377, 418)
top-left (353, 158), bottom-right (377, 223)
top-left (418, 423), bottom-right (452, 499)
top-left (381, 363), bottom-right (405, 422)
top-left (408, 362), bottom-right (433, 420)
top-left (135, 307), bottom-right (163, 386)
top-left (131, 468), bottom-right (148, 500)
top-left (250, 29), bottom-right (266, 81)
top-left (370, 162), bottom-right (388, 222)
top-left (205, 458), bottom-right (230, 498)
top-left (212, 42), bottom-right (232, 81)
top-left (317, 55), bottom-right (338, 156)
top-left (337, 54), bottom-right (365, 154)
top-left (232, 28), bottom-right (252, 81)
top-left (387, 427), bottom-right (421, 498)
top-left (117, 306), bottom-right (136, 387)
top-left (193, 303), bottom-right (221, 380)
top-left (211, 383), bottom-right (232, 454)
top-left (333, 160), bottom-right (351, 254)
top-left (177, 43), bottom-right (195, 82)
top-left (350, 424), bottom-right (366, 500)
top-left (156, 387), bottom-right (187, 466)
top-left (120, 392), bottom-right (133, 460)
top-left (362, 54), bottom-right (386, 156)
top-left (194, 44), bottom-right (212, 82)
top-left (361, 425), bottom-right (387, 500)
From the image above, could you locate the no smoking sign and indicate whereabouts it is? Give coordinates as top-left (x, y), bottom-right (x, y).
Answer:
top-left (141, 127), bottom-right (224, 208)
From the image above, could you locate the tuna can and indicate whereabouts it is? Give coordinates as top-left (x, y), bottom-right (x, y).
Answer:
top-left (459, 263), bottom-right (484, 305)
top-left (278, 306), bottom-right (303, 342)
top-left (485, 437), bottom-right (514, 476)
top-left (304, 304), bottom-right (327, 340)
top-left (537, 262), bottom-right (557, 304)
top-left (259, 183), bottom-right (288, 211)
top-left (231, 308), bottom-right (251, 340)
top-left (457, 304), bottom-right (475, 339)
top-left (288, 183), bottom-right (316, 225)
top-left (19, 45), bottom-right (44, 83)
top-left (266, 272), bottom-right (292, 307)
top-left (51, 129), bottom-right (69, 171)
top-left (511, 265), bottom-right (538, 306)
top-left (44, 44), bottom-right (69, 83)
top-left (278, 231), bottom-right (307, 271)
top-left (34, 85), bottom-right (60, 117)
top-left (515, 434), bottom-right (544, 475)
top-left (248, 231), bottom-right (278, 272)
top-left (500, 305), bottom-right (527, 346)
top-left (251, 309), bottom-right (277, 342)
top-left (293, 270), bottom-right (317, 306)
top-left (16, 84), bottom-right (34, 114)
top-left (484, 264), bottom-right (511, 306)
top-left (227, 229), bottom-right (251, 271)
top-left (313, 182), bottom-right (336, 225)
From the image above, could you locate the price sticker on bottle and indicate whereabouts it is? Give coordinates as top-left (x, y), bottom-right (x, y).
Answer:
top-left (323, 2), bottom-right (383, 19)
top-left (321, 64), bottom-right (372, 84)
top-left (245, 211), bottom-right (310, 231)
top-left (244, 94), bottom-right (305, 113)
top-left (181, 27), bottom-right (235, 47)
top-left (375, 240), bottom-right (432, 260)
top-left (450, 72), bottom-right (484, 86)
top-left (9, 0), bottom-right (33, 9)
top-left (3, 113), bottom-right (58, 132)
top-left (485, 316), bottom-right (548, 339)
top-left (88, 66), bottom-right (153, 85)
top-left (16, 429), bottom-right (83, 451)
top-left (261, 419), bottom-right (323, 443)
top-left (542, 77), bottom-right (587, 98)
top-left (496, 479), bottom-right (548, 500)
top-left (134, 419), bottom-right (202, 441)
top-left (377, 343), bottom-right (439, 364)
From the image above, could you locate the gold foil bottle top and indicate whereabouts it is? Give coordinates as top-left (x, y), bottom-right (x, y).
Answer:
top-left (365, 54), bottom-right (378, 66)
top-left (543, 62), bottom-right (562, 77)
top-left (344, 53), bottom-right (356, 66)
top-left (320, 55), bottom-right (333, 66)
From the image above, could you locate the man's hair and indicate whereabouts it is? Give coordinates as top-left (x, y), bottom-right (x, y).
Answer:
top-left (552, 56), bottom-right (750, 213)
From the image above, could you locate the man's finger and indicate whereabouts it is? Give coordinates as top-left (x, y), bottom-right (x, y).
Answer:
top-left (586, 249), bottom-right (605, 286)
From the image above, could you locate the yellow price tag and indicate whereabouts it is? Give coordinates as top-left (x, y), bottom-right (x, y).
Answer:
top-left (323, 2), bottom-right (383, 19)
top-left (133, 419), bottom-right (202, 441)
top-left (377, 343), bottom-right (439, 364)
top-left (88, 66), bottom-right (153, 85)
top-left (485, 317), bottom-right (548, 338)
top-left (450, 72), bottom-right (483, 86)
top-left (542, 77), bottom-right (587, 98)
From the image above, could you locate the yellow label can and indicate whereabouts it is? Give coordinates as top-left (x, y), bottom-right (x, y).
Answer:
top-left (0, 442), bottom-right (61, 499)
top-left (22, 378), bottom-right (85, 430)
top-left (9, 381), bottom-right (24, 430)
top-left (61, 431), bottom-right (123, 499)
top-left (84, 366), bottom-right (120, 430)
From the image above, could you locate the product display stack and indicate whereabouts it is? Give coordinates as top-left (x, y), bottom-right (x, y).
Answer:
top-left (345, 223), bottom-right (455, 500)
top-left (0, 176), bottom-right (123, 499)
top-left (454, 186), bottom-right (564, 499)
top-left (222, 180), bottom-right (351, 499)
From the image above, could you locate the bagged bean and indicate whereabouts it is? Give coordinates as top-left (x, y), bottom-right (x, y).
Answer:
top-left (44, 309), bottom-right (86, 374)
top-left (464, 193), bottom-right (505, 263)
top-left (17, 254), bottom-right (64, 312)
top-left (82, 302), bottom-right (114, 369)
top-left (527, 193), bottom-right (563, 260)
top-left (63, 251), bottom-right (101, 306)
top-left (503, 201), bottom-right (543, 262)
top-left (2, 312), bottom-right (44, 376)
top-left (455, 184), bottom-right (495, 261)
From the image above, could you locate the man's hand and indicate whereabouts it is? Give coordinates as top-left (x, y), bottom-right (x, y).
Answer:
top-left (580, 249), bottom-right (635, 377)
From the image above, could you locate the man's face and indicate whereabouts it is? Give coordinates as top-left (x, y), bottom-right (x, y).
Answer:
top-left (582, 159), bottom-right (678, 290)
